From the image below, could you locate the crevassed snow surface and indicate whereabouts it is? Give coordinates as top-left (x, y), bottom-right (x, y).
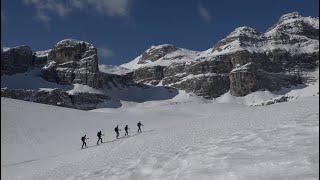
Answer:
top-left (1, 92), bottom-right (319, 180)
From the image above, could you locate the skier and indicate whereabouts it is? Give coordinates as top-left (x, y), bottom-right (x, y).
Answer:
top-left (114, 125), bottom-right (120, 139)
top-left (124, 125), bottom-right (129, 136)
top-left (81, 135), bottom-right (88, 149)
top-left (96, 130), bottom-right (103, 145)
top-left (137, 121), bottom-right (143, 133)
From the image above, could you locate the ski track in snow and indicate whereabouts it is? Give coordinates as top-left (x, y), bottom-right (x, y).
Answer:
top-left (1, 96), bottom-right (319, 180)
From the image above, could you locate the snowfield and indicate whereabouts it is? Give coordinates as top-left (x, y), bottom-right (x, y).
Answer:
top-left (1, 91), bottom-right (319, 180)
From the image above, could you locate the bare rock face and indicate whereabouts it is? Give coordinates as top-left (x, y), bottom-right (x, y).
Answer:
top-left (42, 39), bottom-right (101, 88)
top-left (229, 63), bottom-right (258, 96)
top-left (1, 88), bottom-right (73, 107)
top-left (1, 88), bottom-right (110, 110)
top-left (33, 49), bottom-right (51, 68)
top-left (127, 58), bottom-right (232, 98)
top-left (186, 59), bottom-right (233, 74)
top-left (229, 63), bottom-right (301, 96)
top-left (161, 60), bottom-right (232, 98)
top-left (132, 66), bottom-right (164, 85)
top-left (69, 93), bottom-right (110, 110)
top-left (170, 74), bottom-right (230, 98)
top-left (1, 46), bottom-right (34, 75)
top-left (99, 72), bottom-right (136, 89)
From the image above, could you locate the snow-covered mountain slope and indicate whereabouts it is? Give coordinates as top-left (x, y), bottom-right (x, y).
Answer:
top-left (121, 44), bottom-right (212, 70)
top-left (1, 93), bottom-right (318, 180)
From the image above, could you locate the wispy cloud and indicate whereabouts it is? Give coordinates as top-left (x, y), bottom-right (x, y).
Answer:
top-left (71, 0), bottom-right (130, 17)
top-left (22, 0), bottom-right (130, 24)
top-left (198, 3), bottom-right (212, 23)
top-left (98, 46), bottom-right (114, 59)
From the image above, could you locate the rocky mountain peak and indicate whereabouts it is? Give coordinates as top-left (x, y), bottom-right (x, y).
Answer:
top-left (140, 44), bottom-right (178, 63)
top-left (54, 39), bottom-right (95, 50)
top-left (211, 26), bottom-right (263, 55)
top-left (148, 44), bottom-right (177, 51)
top-left (266, 12), bottom-right (319, 39)
top-left (227, 26), bottom-right (261, 38)
top-left (278, 12), bottom-right (301, 22)
top-left (42, 39), bottom-right (101, 88)
top-left (121, 44), bottom-right (200, 69)
top-left (48, 39), bottom-right (98, 69)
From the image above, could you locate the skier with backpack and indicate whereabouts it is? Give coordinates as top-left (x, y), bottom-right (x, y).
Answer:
top-left (124, 125), bottom-right (129, 136)
top-left (137, 121), bottom-right (143, 133)
top-left (81, 135), bottom-right (89, 149)
top-left (114, 125), bottom-right (120, 139)
top-left (96, 130), bottom-right (103, 145)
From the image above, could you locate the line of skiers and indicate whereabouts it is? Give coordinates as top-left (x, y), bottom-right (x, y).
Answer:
top-left (81, 121), bottom-right (144, 149)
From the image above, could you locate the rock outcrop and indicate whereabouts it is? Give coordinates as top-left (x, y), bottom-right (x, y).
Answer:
top-left (229, 63), bottom-right (257, 96)
top-left (132, 66), bottom-right (164, 85)
top-left (41, 39), bottom-right (101, 88)
top-left (1, 88), bottom-right (110, 110)
top-left (34, 49), bottom-right (51, 67)
top-left (161, 60), bottom-right (232, 98)
top-left (170, 73), bottom-right (230, 98)
top-left (1, 46), bottom-right (34, 75)
top-left (1, 46), bottom-right (50, 75)
top-left (229, 63), bottom-right (301, 96)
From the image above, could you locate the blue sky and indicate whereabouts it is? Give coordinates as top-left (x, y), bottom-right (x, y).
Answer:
top-left (1, 0), bottom-right (319, 65)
